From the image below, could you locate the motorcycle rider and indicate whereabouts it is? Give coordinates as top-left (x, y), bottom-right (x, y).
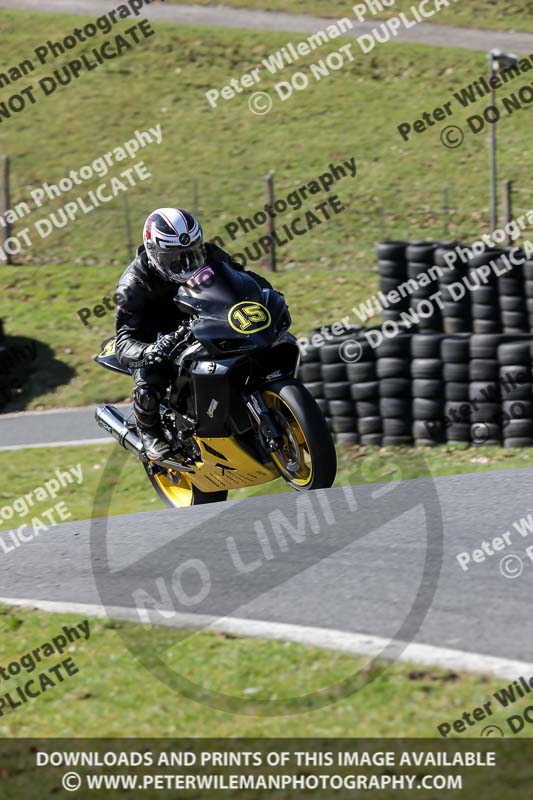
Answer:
top-left (115, 207), bottom-right (274, 461)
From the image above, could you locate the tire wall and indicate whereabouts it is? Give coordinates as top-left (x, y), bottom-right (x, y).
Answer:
top-left (298, 241), bottom-right (533, 447)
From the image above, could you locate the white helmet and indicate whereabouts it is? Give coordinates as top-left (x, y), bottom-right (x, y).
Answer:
top-left (143, 207), bottom-right (205, 282)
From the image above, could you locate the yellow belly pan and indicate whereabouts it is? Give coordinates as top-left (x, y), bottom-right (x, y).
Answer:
top-left (189, 436), bottom-right (278, 492)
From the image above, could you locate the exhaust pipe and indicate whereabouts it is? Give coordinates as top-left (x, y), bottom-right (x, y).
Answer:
top-left (95, 404), bottom-right (145, 461)
top-left (95, 404), bottom-right (194, 472)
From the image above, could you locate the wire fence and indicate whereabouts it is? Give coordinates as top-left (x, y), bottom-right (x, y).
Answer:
top-left (1, 158), bottom-right (532, 272)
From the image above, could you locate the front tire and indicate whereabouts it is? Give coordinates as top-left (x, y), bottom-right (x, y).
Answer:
top-left (263, 379), bottom-right (337, 491)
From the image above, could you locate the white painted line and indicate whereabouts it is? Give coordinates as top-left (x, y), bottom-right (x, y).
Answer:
top-left (0, 596), bottom-right (530, 681)
top-left (0, 404), bottom-right (129, 419)
top-left (0, 438), bottom-right (114, 452)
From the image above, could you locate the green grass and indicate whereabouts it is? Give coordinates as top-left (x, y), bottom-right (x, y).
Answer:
top-left (2, 440), bottom-right (533, 529)
top-left (0, 601), bottom-right (531, 738)
top-left (162, 0), bottom-right (533, 33)
top-left (2, 9), bottom-right (529, 269)
top-left (1, 11), bottom-right (531, 408)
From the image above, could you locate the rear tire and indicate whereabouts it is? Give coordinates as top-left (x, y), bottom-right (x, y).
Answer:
top-left (263, 380), bottom-right (337, 491)
top-left (144, 466), bottom-right (228, 508)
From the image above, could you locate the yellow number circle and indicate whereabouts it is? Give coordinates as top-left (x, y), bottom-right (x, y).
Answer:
top-left (228, 302), bottom-right (272, 334)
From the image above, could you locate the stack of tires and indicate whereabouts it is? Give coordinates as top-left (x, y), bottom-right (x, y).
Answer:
top-left (469, 334), bottom-right (502, 446)
top-left (376, 336), bottom-right (412, 445)
top-left (297, 325), bottom-right (363, 445)
top-left (526, 260), bottom-right (533, 331)
top-left (320, 338), bottom-right (358, 446)
top-left (498, 338), bottom-right (533, 447)
top-left (377, 241), bottom-right (409, 324)
top-left (376, 240), bottom-right (533, 337)
top-left (300, 327), bottom-right (533, 449)
top-left (499, 252), bottom-right (528, 334)
top-left (298, 342), bottom-right (323, 401)
top-left (469, 250), bottom-right (503, 334)
top-left (411, 334), bottom-right (445, 446)
top-left (406, 241), bottom-right (440, 332)
top-left (441, 335), bottom-right (471, 446)
top-left (352, 337), bottom-right (381, 446)
top-left (436, 244), bottom-right (471, 334)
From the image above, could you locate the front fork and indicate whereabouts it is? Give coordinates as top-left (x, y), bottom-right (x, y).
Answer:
top-left (245, 390), bottom-right (282, 452)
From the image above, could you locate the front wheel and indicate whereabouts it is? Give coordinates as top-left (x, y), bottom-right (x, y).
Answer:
top-left (263, 379), bottom-right (337, 491)
top-left (144, 466), bottom-right (228, 508)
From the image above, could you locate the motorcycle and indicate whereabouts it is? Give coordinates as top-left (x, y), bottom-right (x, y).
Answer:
top-left (94, 262), bottom-right (336, 507)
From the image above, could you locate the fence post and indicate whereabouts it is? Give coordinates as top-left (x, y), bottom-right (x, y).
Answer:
top-left (443, 187), bottom-right (450, 237)
top-left (265, 173), bottom-right (276, 272)
top-left (503, 180), bottom-right (513, 244)
top-left (0, 156), bottom-right (11, 264)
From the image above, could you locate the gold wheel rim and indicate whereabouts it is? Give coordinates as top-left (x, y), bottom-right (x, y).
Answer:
top-left (263, 391), bottom-right (313, 487)
top-left (153, 471), bottom-right (195, 507)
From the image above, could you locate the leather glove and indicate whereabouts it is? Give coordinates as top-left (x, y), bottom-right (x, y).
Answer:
top-left (142, 327), bottom-right (192, 366)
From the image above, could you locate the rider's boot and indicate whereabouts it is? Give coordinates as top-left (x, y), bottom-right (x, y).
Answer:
top-left (134, 386), bottom-right (171, 461)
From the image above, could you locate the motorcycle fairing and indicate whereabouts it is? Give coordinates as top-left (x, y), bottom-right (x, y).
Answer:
top-left (175, 262), bottom-right (289, 357)
top-left (186, 436), bottom-right (278, 492)
top-left (174, 335), bottom-right (301, 438)
top-left (94, 336), bottom-right (130, 375)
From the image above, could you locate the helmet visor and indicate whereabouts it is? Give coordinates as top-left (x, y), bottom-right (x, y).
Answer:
top-left (152, 243), bottom-right (206, 279)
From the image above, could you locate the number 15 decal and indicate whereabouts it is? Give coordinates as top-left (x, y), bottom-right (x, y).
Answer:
top-left (228, 302), bottom-right (272, 334)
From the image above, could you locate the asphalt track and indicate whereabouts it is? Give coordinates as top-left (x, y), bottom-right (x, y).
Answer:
top-left (0, 405), bottom-right (128, 450)
top-left (1, 465), bottom-right (533, 677)
top-left (2, 0), bottom-right (533, 54)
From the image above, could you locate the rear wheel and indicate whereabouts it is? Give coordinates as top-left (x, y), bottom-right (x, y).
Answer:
top-left (144, 467), bottom-right (228, 508)
top-left (263, 380), bottom-right (337, 491)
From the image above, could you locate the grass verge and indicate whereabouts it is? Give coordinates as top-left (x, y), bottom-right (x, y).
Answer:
top-left (0, 601), bottom-right (530, 738)
top-left (1, 440), bottom-right (533, 529)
